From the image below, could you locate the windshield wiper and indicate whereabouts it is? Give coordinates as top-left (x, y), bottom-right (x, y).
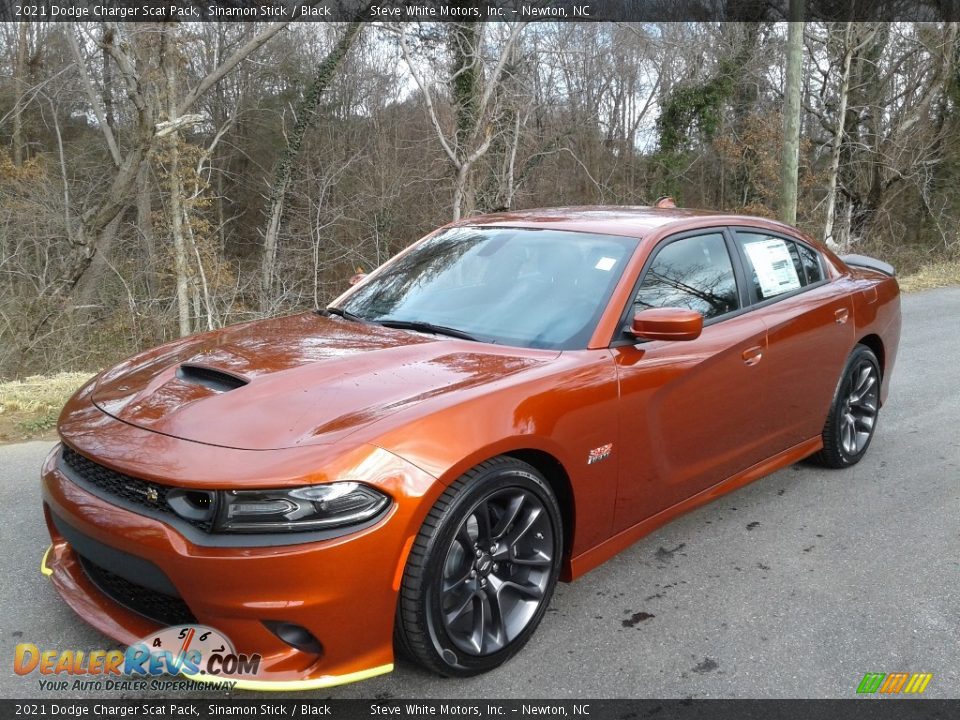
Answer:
top-left (377, 319), bottom-right (479, 342)
top-left (321, 306), bottom-right (364, 322)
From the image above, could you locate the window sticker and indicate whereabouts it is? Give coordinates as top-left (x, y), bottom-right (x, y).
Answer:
top-left (595, 256), bottom-right (617, 271)
top-left (743, 238), bottom-right (801, 298)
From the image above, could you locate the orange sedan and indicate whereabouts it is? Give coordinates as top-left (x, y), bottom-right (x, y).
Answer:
top-left (40, 206), bottom-right (900, 687)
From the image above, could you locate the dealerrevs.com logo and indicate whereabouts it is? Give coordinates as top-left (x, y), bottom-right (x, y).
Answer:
top-left (14, 625), bottom-right (261, 692)
top-left (856, 672), bottom-right (934, 694)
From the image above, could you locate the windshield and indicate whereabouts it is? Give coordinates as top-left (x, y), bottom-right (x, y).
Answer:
top-left (334, 227), bottom-right (638, 349)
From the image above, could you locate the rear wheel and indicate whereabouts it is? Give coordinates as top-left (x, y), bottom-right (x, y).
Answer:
top-left (395, 457), bottom-right (562, 676)
top-left (815, 344), bottom-right (881, 468)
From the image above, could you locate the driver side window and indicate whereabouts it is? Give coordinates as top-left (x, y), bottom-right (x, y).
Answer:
top-left (634, 233), bottom-right (739, 320)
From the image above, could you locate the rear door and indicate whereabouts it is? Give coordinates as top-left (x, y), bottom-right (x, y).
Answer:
top-left (611, 230), bottom-right (772, 532)
top-left (730, 229), bottom-right (855, 449)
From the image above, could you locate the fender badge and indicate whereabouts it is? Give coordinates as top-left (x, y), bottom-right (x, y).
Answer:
top-left (130, 484), bottom-right (160, 503)
top-left (587, 443), bottom-right (613, 465)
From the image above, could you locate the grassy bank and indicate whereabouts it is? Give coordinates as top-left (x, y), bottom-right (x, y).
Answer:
top-left (897, 260), bottom-right (960, 293)
top-left (0, 372), bottom-right (94, 443)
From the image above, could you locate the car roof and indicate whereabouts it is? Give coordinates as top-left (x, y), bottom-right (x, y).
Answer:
top-left (453, 206), bottom-right (791, 240)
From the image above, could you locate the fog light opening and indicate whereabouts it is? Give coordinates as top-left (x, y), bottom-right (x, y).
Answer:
top-left (263, 621), bottom-right (324, 656)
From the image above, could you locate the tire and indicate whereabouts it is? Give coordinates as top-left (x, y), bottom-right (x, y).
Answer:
top-left (814, 344), bottom-right (881, 468)
top-left (395, 456), bottom-right (563, 677)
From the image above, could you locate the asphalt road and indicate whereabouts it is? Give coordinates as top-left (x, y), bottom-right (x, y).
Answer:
top-left (1, 288), bottom-right (958, 700)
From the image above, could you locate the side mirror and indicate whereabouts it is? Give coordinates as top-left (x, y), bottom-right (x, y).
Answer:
top-left (348, 273), bottom-right (367, 286)
top-left (629, 307), bottom-right (703, 342)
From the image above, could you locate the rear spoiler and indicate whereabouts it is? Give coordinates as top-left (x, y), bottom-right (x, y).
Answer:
top-left (840, 254), bottom-right (896, 277)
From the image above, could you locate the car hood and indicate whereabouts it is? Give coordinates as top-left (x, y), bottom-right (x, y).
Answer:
top-left (90, 312), bottom-right (552, 450)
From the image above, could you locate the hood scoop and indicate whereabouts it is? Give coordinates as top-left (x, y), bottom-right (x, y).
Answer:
top-left (176, 364), bottom-right (249, 393)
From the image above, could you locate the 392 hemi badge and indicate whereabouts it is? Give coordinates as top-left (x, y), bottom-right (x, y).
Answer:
top-left (588, 443), bottom-right (613, 465)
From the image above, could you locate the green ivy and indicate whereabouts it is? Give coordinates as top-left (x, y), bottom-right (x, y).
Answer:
top-left (656, 48), bottom-right (752, 153)
top-left (449, 19), bottom-right (481, 149)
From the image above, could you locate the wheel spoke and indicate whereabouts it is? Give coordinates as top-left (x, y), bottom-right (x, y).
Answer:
top-left (510, 550), bottom-right (552, 567)
top-left (455, 521), bottom-right (475, 550)
top-left (841, 414), bottom-right (856, 454)
top-left (491, 493), bottom-right (525, 541)
top-left (484, 581), bottom-right (509, 647)
top-left (854, 366), bottom-right (873, 396)
top-left (442, 568), bottom-right (472, 593)
top-left (850, 374), bottom-right (876, 403)
top-left (505, 505), bottom-right (542, 550)
top-left (470, 589), bottom-right (490, 654)
top-left (473, 501), bottom-right (493, 542)
top-left (445, 587), bottom-right (477, 627)
top-left (850, 397), bottom-right (877, 413)
top-left (499, 578), bottom-right (544, 601)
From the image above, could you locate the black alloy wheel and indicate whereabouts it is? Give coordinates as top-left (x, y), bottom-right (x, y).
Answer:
top-left (395, 457), bottom-right (562, 676)
top-left (816, 344), bottom-right (881, 468)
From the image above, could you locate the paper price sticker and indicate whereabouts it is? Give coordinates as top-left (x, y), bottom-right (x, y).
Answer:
top-left (743, 239), bottom-right (801, 298)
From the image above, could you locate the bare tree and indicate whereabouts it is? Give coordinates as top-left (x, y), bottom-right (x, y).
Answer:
top-left (47, 21), bottom-right (289, 313)
top-left (261, 21), bottom-right (363, 308)
top-left (395, 22), bottom-right (526, 220)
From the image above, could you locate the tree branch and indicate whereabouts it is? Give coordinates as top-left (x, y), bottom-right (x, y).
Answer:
top-left (176, 22), bottom-right (290, 117)
top-left (68, 23), bottom-right (122, 167)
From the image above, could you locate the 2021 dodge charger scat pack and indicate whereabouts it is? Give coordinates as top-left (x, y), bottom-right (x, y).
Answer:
top-left (40, 206), bottom-right (900, 688)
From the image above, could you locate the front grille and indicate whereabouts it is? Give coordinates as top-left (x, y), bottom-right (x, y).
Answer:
top-left (79, 556), bottom-right (197, 627)
top-left (61, 446), bottom-right (213, 532)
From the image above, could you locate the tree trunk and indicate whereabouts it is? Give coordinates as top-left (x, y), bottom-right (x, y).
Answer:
top-left (164, 26), bottom-right (192, 337)
top-left (261, 21), bottom-right (363, 309)
top-left (450, 19), bottom-right (481, 153)
top-left (448, 19), bottom-right (482, 219)
top-left (452, 163), bottom-right (471, 221)
top-left (136, 163), bottom-right (156, 297)
top-left (824, 24), bottom-right (854, 249)
top-left (12, 22), bottom-right (29, 166)
top-left (779, 1), bottom-right (804, 224)
top-left (74, 215), bottom-right (121, 311)
top-left (102, 24), bottom-right (116, 133)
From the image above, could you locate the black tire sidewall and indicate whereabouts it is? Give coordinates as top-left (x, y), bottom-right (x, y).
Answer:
top-left (421, 463), bottom-right (562, 676)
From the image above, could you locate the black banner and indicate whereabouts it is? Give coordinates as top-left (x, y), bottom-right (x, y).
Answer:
top-left (1, 700), bottom-right (959, 720)
top-left (2, 0), bottom-right (960, 23)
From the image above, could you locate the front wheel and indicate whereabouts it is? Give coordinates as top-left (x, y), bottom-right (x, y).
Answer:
top-left (395, 457), bottom-right (562, 677)
top-left (815, 344), bottom-right (881, 468)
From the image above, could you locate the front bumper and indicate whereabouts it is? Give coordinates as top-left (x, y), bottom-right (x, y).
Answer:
top-left (40, 438), bottom-right (440, 689)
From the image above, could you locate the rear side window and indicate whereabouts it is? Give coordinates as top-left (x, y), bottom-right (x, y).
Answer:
top-left (634, 233), bottom-right (739, 320)
top-left (795, 242), bottom-right (824, 284)
top-left (735, 232), bottom-right (824, 302)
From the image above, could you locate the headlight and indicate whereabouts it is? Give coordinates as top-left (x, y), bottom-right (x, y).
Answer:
top-left (213, 482), bottom-right (390, 533)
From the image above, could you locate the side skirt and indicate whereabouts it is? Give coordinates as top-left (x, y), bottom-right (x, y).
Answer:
top-left (564, 436), bottom-right (822, 581)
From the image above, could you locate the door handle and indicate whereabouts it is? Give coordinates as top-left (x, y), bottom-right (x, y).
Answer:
top-left (835, 308), bottom-right (850, 324)
top-left (742, 346), bottom-right (764, 366)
